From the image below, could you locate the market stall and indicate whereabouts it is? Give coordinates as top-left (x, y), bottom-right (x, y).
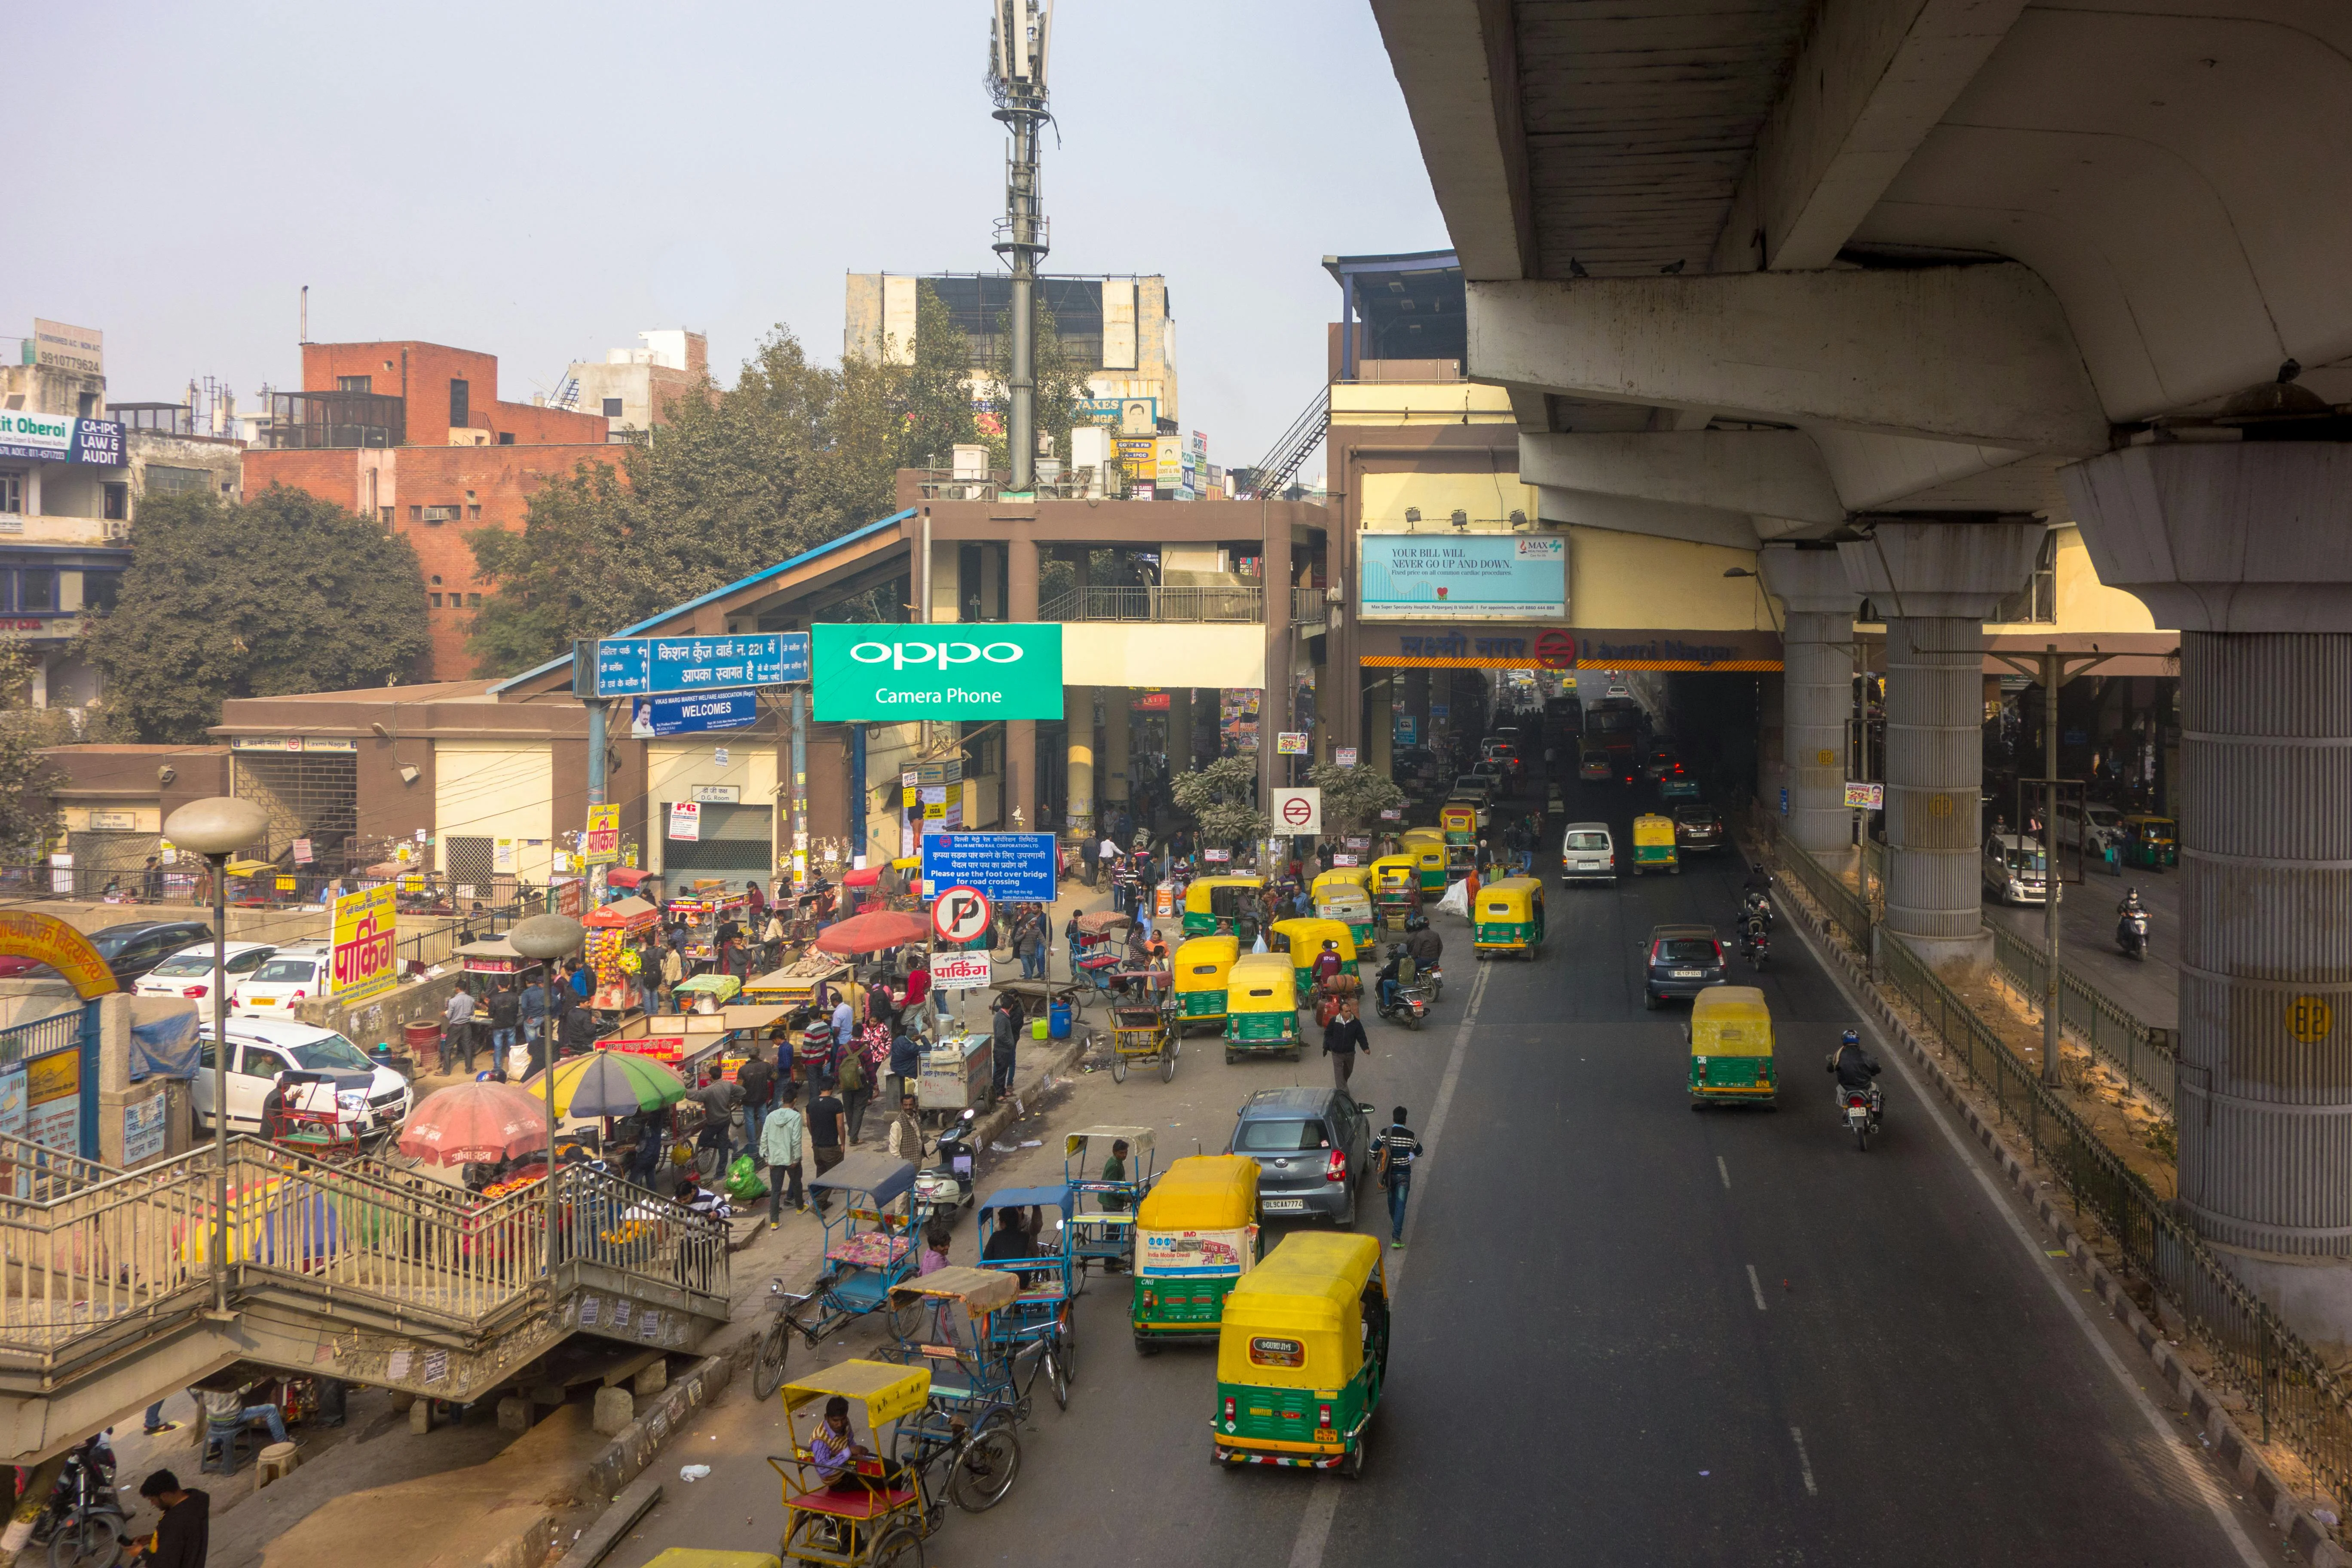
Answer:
top-left (453, 935), bottom-right (529, 982)
top-left (582, 895), bottom-right (662, 1011)
top-left (669, 880), bottom-right (752, 965)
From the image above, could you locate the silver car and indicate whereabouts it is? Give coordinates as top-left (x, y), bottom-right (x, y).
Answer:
top-left (1227, 1087), bottom-right (1374, 1226)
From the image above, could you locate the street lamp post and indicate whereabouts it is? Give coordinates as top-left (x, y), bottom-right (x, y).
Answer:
top-left (508, 914), bottom-right (585, 1276)
top-left (161, 797), bottom-right (270, 1314)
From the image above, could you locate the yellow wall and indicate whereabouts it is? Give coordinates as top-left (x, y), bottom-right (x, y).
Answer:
top-left (1358, 470), bottom-right (1541, 532)
top-left (432, 742), bottom-right (554, 885)
top-left (1331, 382), bottom-right (1516, 427)
top-left (2005, 525), bottom-right (2159, 635)
top-left (1567, 528), bottom-right (1773, 631)
top-left (644, 741), bottom-right (779, 877)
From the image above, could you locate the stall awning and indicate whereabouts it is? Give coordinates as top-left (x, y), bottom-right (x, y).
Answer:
top-left (585, 895), bottom-right (661, 928)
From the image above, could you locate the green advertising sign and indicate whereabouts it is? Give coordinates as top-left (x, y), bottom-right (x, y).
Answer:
top-left (812, 624), bottom-right (1064, 720)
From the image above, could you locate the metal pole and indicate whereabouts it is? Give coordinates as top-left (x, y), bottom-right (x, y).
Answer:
top-left (850, 723), bottom-right (868, 873)
top-left (210, 851), bottom-right (230, 1313)
top-left (790, 687), bottom-right (808, 892)
top-left (545, 955), bottom-right (557, 1270)
top-left (2041, 644), bottom-right (2064, 1086)
top-left (585, 697), bottom-right (610, 903)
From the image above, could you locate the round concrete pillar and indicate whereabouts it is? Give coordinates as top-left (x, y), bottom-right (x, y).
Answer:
top-left (1757, 547), bottom-right (1859, 856)
top-left (1065, 685), bottom-right (1095, 836)
top-left (1880, 616), bottom-right (1985, 953)
top-left (1103, 690), bottom-right (1130, 809)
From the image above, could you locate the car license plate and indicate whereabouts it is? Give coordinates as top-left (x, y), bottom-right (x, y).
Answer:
top-left (1263, 1199), bottom-right (1307, 1213)
top-left (250, 997), bottom-right (275, 1005)
top-left (1672, 969), bottom-right (1702, 978)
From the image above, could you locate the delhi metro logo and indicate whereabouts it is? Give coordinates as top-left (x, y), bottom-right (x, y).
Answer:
top-left (1534, 629), bottom-right (1577, 669)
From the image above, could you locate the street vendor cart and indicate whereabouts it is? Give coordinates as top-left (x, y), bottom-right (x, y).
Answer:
top-left (454, 934), bottom-right (529, 982)
top-left (583, 895), bottom-right (662, 1010)
top-left (670, 880), bottom-right (753, 966)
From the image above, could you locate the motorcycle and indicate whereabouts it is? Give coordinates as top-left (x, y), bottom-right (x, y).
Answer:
top-left (912, 1108), bottom-right (980, 1225)
top-left (1375, 978), bottom-right (1429, 1031)
top-left (1739, 890), bottom-right (1776, 930)
top-left (1421, 962), bottom-right (1444, 1004)
top-left (2118, 909), bottom-right (2150, 961)
top-left (1738, 922), bottom-right (1770, 971)
top-left (35, 1431), bottom-right (123, 1568)
top-left (1838, 1082), bottom-right (1884, 1153)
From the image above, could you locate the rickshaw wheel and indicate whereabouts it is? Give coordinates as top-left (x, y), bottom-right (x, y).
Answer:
top-left (1134, 1334), bottom-right (1161, 1356)
top-left (872, 1524), bottom-right (926, 1567)
top-left (1161, 1046), bottom-right (1177, 1082)
top-left (751, 1318), bottom-right (791, 1401)
top-left (1341, 1437), bottom-right (1367, 1479)
top-left (1110, 1054), bottom-right (1128, 1083)
top-left (949, 1414), bottom-right (1022, 1512)
top-left (886, 1295), bottom-right (931, 1343)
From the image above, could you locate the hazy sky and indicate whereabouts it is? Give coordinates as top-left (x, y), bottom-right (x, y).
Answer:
top-left (6, 1), bottom-right (1444, 485)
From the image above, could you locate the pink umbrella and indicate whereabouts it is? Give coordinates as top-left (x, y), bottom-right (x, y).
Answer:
top-left (398, 1080), bottom-right (551, 1167)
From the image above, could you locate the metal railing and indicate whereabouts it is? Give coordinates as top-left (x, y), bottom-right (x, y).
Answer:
top-left (1869, 929), bottom-right (2352, 1497)
top-left (1773, 835), bottom-right (1874, 956)
top-left (0, 1139), bottom-right (729, 1365)
top-left (0, 1131), bottom-right (118, 1204)
top-left (1987, 922), bottom-right (2177, 1112)
top-left (1039, 585), bottom-right (1264, 623)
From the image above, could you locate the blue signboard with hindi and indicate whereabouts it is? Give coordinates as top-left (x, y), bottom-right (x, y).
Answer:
top-left (582, 632), bottom-right (809, 696)
top-left (921, 833), bottom-right (1059, 903)
top-left (629, 689), bottom-right (759, 738)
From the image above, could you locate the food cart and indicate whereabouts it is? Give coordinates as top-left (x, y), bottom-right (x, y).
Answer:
top-left (671, 881), bottom-right (753, 965)
top-left (744, 952), bottom-right (861, 1020)
top-left (920, 1033), bottom-right (994, 1116)
top-left (454, 935), bottom-right (529, 982)
top-left (583, 896), bottom-right (662, 1010)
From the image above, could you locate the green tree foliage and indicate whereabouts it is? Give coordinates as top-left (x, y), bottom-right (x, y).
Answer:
top-left (1170, 755), bottom-right (1268, 851)
top-left (1308, 759), bottom-right (1406, 835)
top-left (0, 640), bottom-right (62, 860)
top-left (85, 485), bottom-right (430, 744)
top-left (986, 301), bottom-right (1088, 476)
top-left (469, 306), bottom-right (979, 677)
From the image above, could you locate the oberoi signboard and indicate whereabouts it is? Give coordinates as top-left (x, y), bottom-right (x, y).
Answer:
top-left (812, 624), bottom-right (1063, 721)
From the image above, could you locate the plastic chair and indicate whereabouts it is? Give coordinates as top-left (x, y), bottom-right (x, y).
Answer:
top-left (201, 1417), bottom-right (254, 1475)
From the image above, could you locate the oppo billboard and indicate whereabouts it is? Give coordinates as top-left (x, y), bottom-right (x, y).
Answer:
top-left (811, 624), bottom-right (1065, 720)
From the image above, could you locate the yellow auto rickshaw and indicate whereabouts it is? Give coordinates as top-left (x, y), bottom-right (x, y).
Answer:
top-left (1400, 830), bottom-right (1448, 894)
top-left (1171, 934), bottom-right (1241, 1035)
top-left (1311, 865), bottom-right (1373, 905)
top-left (2120, 814), bottom-right (2178, 871)
top-left (1687, 985), bottom-right (1776, 1107)
top-left (1439, 802), bottom-right (1479, 844)
top-left (1472, 876), bottom-right (1547, 959)
top-left (1184, 874), bottom-right (1265, 937)
top-left (1370, 854), bottom-right (1420, 930)
top-left (1273, 917), bottom-right (1360, 1027)
top-left (1631, 813), bottom-right (1679, 876)
top-left (1223, 952), bottom-right (1302, 1063)
top-left (1133, 1154), bottom-right (1262, 1351)
top-left (1213, 1231), bottom-right (1389, 1477)
top-left (1313, 883), bottom-right (1376, 949)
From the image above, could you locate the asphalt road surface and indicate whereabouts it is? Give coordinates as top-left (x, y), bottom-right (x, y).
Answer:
top-left (609, 776), bottom-right (2282, 1568)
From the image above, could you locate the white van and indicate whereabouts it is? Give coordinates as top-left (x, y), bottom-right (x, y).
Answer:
top-left (1982, 833), bottom-right (2049, 905)
top-left (193, 1017), bottom-right (412, 1136)
top-left (1560, 823), bottom-right (1617, 883)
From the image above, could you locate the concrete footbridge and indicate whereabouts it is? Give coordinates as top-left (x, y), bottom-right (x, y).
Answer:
top-left (1369, 0), bottom-right (2352, 1342)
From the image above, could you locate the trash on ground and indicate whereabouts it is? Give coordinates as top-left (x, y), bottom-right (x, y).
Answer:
top-left (680, 1464), bottom-right (711, 1482)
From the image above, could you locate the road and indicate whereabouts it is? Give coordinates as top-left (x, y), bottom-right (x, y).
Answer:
top-left (605, 776), bottom-right (2279, 1568)
top-left (1984, 857), bottom-right (2181, 1032)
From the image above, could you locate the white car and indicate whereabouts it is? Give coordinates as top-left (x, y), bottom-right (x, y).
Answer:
top-left (133, 941), bottom-right (280, 1004)
top-left (1982, 833), bottom-right (2050, 905)
top-left (230, 943), bottom-right (334, 1017)
top-left (2057, 801), bottom-right (2125, 855)
top-left (193, 1017), bottom-right (412, 1136)
top-left (1560, 824), bottom-right (1616, 883)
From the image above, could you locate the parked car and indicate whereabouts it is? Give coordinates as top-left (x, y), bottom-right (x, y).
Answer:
top-left (1226, 1086), bottom-right (1374, 1226)
top-left (0, 919), bottom-right (221, 986)
top-left (1983, 833), bottom-right (2050, 905)
top-left (134, 940), bottom-right (281, 1003)
top-left (1579, 743), bottom-right (1613, 782)
top-left (1642, 924), bottom-right (1727, 1011)
top-left (1672, 805), bottom-right (1725, 853)
top-left (193, 1017), bottom-right (413, 1136)
top-left (230, 941), bottom-right (335, 1017)
top-left (2057, 801), bottom-right (2125, 856)
top-left (1560, 823), bottom-right (1617, 883)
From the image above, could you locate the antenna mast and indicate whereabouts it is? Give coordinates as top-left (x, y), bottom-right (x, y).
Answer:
top-left (987, 0), bottom-right (1052, 494)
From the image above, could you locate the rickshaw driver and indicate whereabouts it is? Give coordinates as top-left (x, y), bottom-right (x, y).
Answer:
top-left (1099, 1139), bottom-right (1133, 1212)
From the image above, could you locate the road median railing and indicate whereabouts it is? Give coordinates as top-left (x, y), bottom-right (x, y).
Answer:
top-left (1768, 830), bottom-right (2352, 1501)
top-left (1986, 921), bottom-right (2177, 1112)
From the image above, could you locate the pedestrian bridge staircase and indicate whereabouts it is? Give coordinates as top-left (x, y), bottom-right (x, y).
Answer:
top-left (0, 1133), bottom-right (731, 1461)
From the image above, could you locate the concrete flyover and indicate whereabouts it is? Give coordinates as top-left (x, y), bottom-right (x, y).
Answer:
top-left (1368, 0), bottom-right (2352, 1342)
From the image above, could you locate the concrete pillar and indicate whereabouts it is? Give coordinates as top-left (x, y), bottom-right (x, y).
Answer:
top-left (592, 1385), bottom-right (634, 1436)
top-left (1103, 691), bottom-right (1130, 809)
top-left (1170, 689), bottom-right (1195, 771)
top-left (1839, 524), bottom-right (2044, 969)
top-left (1259, 521), bottom-right (1294, 856)
top-left (2067, 441), bottom-right (2352, 1348)
top-left (1008, 535), bottom-right (1040, 830)
top-left (1065, 686), bottom-right (1096, 836)
top-left (1405, 669), bottom-right (1430, 748)
top-left (1757, 545), bottom-right (1858, 855)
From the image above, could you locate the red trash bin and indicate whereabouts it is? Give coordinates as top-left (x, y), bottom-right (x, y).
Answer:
top-left (404, 1020), bottom-right (442, 1067)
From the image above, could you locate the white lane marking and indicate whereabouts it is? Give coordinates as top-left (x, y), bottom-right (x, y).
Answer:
top-left (1746, 1263), bottom-right (1768, 1312)
top-left (1858, 991), bottom-right (2269, 1565)
top-left (1718, 1155), bottom-right (1730, 1190)
top-left (1789, 1426), bottom-right (1818, 1496)
top-left (1288, 955), bottom-right (1492, 1568)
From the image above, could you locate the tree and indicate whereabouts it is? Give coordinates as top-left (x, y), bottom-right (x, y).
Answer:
top-left (84, 486), bottom-right (430, 744)
top-left (1308, 759), bottom-right (1406, 836)
top-left (1170, 755), bottom-right (1268, 852)
top-left (0, 640), bottom-right (61, 861)
top-left (901, 281), bottom-right (979, 468)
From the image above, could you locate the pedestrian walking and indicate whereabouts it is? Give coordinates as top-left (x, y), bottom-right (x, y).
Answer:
top-left (888, 1025), bottom-right (922, 1109)
top-left (691, 1076), bottom-right (742, 1173)
top-left (807, 1077), bottom-right (848, 1211)
top-left (761, 1086), bottom-right (806, 1225)
top-left (738, 1046), bottom-right (777, 1141)
top-left (1322, 996), bottom-right (1369, 1092)
top-left (1374, 1106), bottom-right (1422, 1250)
top-left (520, 973), bottom-right (548, 1054)
top-left (484, 981), bottom-right (519, 1081)
top-left (988, 995), bottom-right (1021, 1103)
top-left (441, 985), bottom-right (476, 1075)
top-left (839, 1043), bottom-right (873, 1144)
top-left (887, 1090), bottom-right (927, 1167)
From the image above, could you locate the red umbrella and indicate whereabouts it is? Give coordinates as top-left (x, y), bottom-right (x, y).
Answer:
top-left (398, 1080), bottom-right (551, 1167)
top-left (813, 909), bottom-right (933, 956)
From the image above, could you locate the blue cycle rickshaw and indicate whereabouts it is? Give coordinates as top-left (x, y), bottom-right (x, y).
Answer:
top-left (1062, 1126), bottom-right (1155, 1279)
top-left (975, 1185), bottom-right (1079, 1409)
top-left (876, 1265), bottom-right (1046, 1509)
top-left (753, 1153), bottom-right (928, 1400)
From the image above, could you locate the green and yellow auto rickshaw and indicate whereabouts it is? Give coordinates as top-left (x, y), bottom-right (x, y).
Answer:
top-left (1439, 802), bottom-right (1479, 845)
top-left (1399, 830), bottom-right (1448, 894)
top-left (2120, 814), bottom-right (2178, 871)
top-left (1370, 854), bottom-right (1420, 930)
top-left (1631, 813), bottom-right (1680, 876)
top-left (1171, 934), bottom-right (1240, 1035)
top-left (1184, 875), bottom-right (1265, 937)
top-left (1213, 1231), bottom-right (1389, 1477)
top-left (1687, 985), bottom-right (1776, 1107)
top-left (1223, 952), bottom-right (1302, 1063)
top-left (1132, 1154), bottom-right (1261, 1352)
top-left (1472, 876), bottom-right (1547, 959)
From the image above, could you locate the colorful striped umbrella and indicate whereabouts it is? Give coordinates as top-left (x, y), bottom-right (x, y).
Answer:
top-left (524, 1048), bottom-right (688, 1119)
top-left (398, 1080), bottom-right (551, 1166)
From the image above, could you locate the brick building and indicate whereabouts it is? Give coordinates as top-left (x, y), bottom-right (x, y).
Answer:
top-left (242, 340), bottom-right (617, 680)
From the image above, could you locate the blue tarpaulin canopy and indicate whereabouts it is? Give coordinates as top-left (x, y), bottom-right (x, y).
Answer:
top-left (129, 998), bottom-right (201, 1081)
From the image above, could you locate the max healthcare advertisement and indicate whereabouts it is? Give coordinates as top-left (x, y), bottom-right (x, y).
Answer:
top-left (1359, 535), bottom-right (1565, 618)
top-left (812, 624), bottom-right (1063, 721)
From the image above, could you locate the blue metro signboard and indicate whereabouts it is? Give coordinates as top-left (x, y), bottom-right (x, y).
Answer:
top-left (579, 632), bottom-right (809, 697)
top-left (920, 833), bottom-right (1059, 903)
